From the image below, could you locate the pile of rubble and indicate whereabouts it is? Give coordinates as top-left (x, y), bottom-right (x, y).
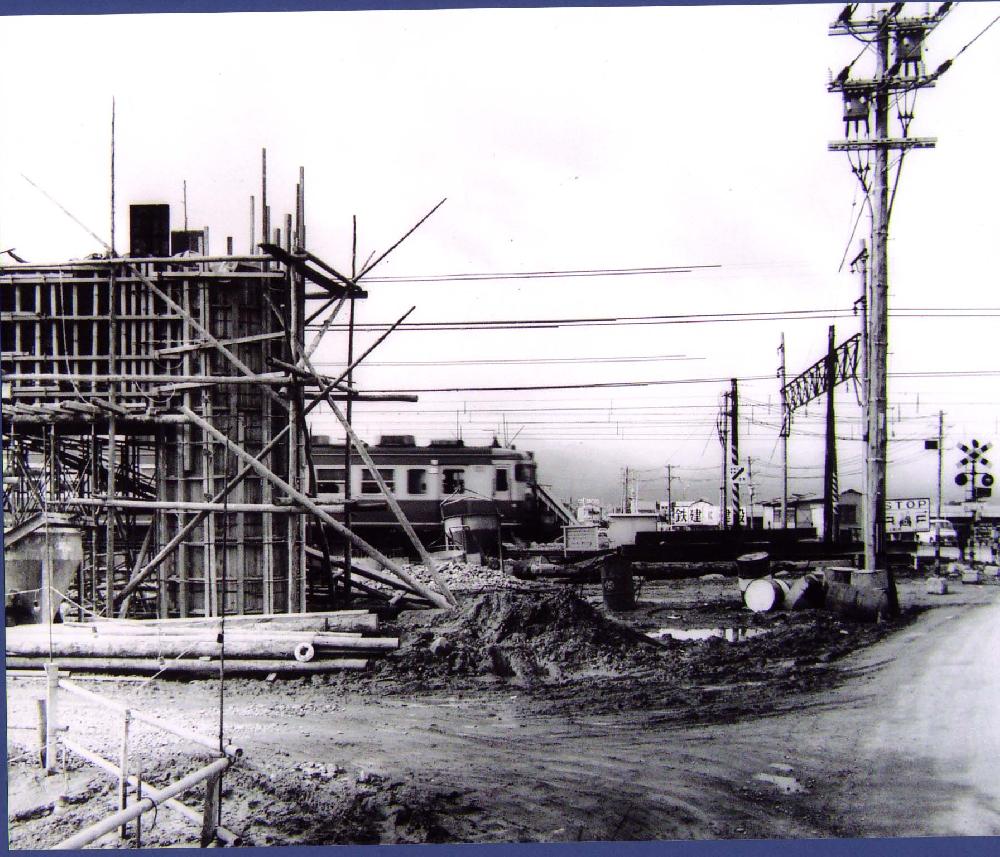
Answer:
top-left (383, 588), bottom-right (661, 685)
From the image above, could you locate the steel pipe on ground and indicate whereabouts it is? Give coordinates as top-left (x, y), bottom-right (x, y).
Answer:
top-left (59, 735), bottom-right (241, 846)
top-left (53, 757), bottom-right (231, 850)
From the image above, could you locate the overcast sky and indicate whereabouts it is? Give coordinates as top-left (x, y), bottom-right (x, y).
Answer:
top-left (2, 2), bottom-right (998, 509)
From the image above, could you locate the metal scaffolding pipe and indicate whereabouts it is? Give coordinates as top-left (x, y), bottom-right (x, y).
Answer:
top-left (53, 757), bottom-right (230, 850)
top-left (59, 734), bottom-right (242, 846)
top-left (57, 679), bottom-right (242, 759)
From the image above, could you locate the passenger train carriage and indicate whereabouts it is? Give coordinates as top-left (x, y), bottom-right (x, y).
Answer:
top-left (308, 434), bottom-right (570, 552)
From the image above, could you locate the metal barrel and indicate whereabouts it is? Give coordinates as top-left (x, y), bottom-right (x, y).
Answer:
top-left (735, 551), bottom-right (770, 580)
top-left (601, 554), bottom-right (636, 611)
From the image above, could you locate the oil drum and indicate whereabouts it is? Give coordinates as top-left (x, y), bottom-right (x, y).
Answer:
top-left (601, 554), bottom-right (636, 611)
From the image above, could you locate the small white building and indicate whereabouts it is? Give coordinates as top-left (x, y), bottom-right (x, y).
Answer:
top-left (761, 489), bottom-right (863, 540)
top-left (606, 512), bottom-right (659, 547)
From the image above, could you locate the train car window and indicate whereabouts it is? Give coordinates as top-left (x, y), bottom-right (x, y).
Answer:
top-left (495, 468), bottom-right (509, 492)
top-left (407, 468), bottom-right (428, 495)
top-left (443, 468), bottom-right (465, 495)
top-left (514, 463), bottom-right (536, 483)
top-left (361, 468), bottom-right (395, 494)
top-left (316, 467), bottom-right (345, 493)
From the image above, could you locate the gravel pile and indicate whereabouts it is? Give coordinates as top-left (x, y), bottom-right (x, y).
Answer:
top-left (404, 560), bottom-right (550, 593)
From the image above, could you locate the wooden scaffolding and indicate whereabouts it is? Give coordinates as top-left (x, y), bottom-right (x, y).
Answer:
top-left (2, 160), bottom-right (457, 618)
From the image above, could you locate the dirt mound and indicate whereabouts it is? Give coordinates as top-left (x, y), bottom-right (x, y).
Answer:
top-left (381, 588), bottom-right (660, 686)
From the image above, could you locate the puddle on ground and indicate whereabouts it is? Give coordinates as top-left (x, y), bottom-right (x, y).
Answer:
top-left (647, 627), bottom-right (769, 643)
top-left (753, 772), bottom-right (806, 794)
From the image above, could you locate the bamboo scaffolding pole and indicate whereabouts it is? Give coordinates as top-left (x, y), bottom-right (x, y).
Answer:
top-left (323, 393), bottom-right (456, 606)
top-left (16, 624), bottom-right (365, 640)
top-left (181, 406), bottom-right (452, 609)
top-left (65, 497), bottom-right (363, 514)
top-left (305, 545), bottom-right (426, 599)
top-left (88, 607), bottom-right (373, 625)
top-left (5, 372), bottom-right (290, 384)
top-left (114, 298), bottom-right (405, 610)
top-left (0, 254), bottom-right (270, 271)
top-left (283, 307), bottom-right (454, 605)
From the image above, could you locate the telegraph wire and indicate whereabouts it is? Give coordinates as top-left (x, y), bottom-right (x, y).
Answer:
top-left (361, 263), bottom-right (720, 283)
top-left (359, 368), bottom-right (1000, 395)
top-left (312, 353), bottom-right (702, 369)
top-left (307, 306), bottom-right (1000, 334)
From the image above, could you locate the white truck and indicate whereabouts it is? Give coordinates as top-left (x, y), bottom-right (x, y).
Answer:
top-left (914, 519), bottom-right (961, 570)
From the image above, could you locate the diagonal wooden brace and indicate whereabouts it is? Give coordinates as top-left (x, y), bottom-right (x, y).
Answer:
top-left (180, 407), bottom-right (452, 609)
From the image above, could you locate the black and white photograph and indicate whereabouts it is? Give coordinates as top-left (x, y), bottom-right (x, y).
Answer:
top-left (2, 0), bottom-right (999, 849)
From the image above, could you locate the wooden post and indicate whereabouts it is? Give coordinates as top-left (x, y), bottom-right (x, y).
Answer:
top-left (44, 661), bottom-right (58, 775)
top-left (200, 771), bottom-right (222, 848)
top-left (35, 698), bottom-right (47, 769)
top-left (119, 709), bottom-right (131, 839)
top-left (134, 771), bottom-right (143, 848)
top-left (54, 757), bottom-right (231, 850)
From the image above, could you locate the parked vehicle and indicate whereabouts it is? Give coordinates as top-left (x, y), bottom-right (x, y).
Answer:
top-left (914, 519), bottom-right (961, 569)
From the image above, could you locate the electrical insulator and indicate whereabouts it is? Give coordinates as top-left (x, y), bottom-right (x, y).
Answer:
top-left (894, 27), bottom-right (925, 77)
top-left (843, 90), bottom-right (871, 137)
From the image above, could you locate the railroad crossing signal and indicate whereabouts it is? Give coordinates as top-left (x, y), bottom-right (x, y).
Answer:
top-left (955, 439), bottom-right (992, 500)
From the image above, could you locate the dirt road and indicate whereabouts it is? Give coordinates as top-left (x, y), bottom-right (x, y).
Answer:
top-left (777, 588), bottom-right (1000, 837)
top-left (7, 579), bottom-right (999, 846)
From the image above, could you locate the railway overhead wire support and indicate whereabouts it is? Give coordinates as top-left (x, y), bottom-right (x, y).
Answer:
top-left (780, 328), bottom-right (860, 542)
top-left (829, 2), bottom-right (953, 604)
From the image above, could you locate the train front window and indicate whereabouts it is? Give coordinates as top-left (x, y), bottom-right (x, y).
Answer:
top-left (316, 467), bottom-right (345, 494)
top-left (361, 468), bottom-right (395, 494)
top-left (407, 468), bottom-right (428, 495)
top-left (514, 463), bottom-right (536, 483)
top-left (495, 468), bottom-right (509, 492)
top-left (443, 468), bottom-right (465, 495)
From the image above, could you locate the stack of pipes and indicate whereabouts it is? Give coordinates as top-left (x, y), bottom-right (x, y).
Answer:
top-left (5, 610), bottom-right (397, 675)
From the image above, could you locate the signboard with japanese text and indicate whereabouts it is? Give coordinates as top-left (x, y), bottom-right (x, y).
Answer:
top-left (660, 501), bottom-right (721, 527)
top-left (885, 498), bottom-right (930, 533)
top-left (563, 525), bottom-right (601, 553)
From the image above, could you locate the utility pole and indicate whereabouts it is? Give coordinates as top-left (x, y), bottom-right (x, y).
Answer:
top-left (719, 392), bottom-right (729, 530)
top-left (778, 334), bottom-right (789, 529)
top-left (852, 242), bottom-right (869, 544)
top-left (747, 457), bottom-right (755, 530)
top-left (935, 409), bottom-right (944, 573)
top-left (730, 378), bottom-right (741, 530)
top-left (829, 3), bottom-right (953, 612)
top-left (823, 325), bottom-right (839, 544)
top-left (867, 12), bottom-right (891, 582)
top-left (665, 464), bottom-right (675, 529)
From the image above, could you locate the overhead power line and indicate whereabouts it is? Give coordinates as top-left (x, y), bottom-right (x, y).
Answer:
top-left (361, 263), bottom-right (721, 283)
top-left (312, 353), bottom-right (702, 369)
top-left (307, 306), bottom-right (1000, 334)
top-left (357, 368), bottom-right (1000, 395)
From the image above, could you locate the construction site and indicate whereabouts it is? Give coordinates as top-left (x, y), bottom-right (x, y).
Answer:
top-left (4, 2), bottom-right (1000, 852)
